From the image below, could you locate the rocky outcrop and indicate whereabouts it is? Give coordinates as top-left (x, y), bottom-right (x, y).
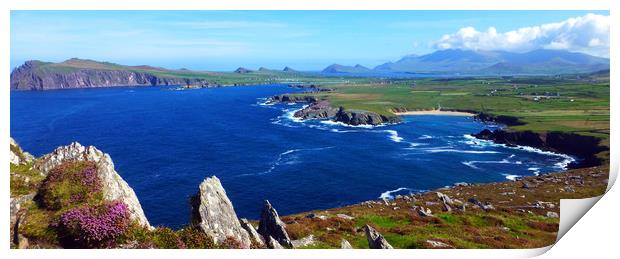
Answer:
top-left (472, 129), bottom-right (606, 168)
top-left (234, 67), bottom-right (253, 74)
top-left (291, 235), bottom-right (315, 248)
top-left (192, 176), bottom-right (251, 248)
top-left (268, 94), bottom-right (318, 103)
top-left (474, 112), bottom-right (524, 126)
top-left (294, 100), bottom-right (339, 119)
top-left (364, 225), bottom-right (393, 249)
top-left (334, 107), bottom-right (402, 126)
top-left (10, 60), bottom-right (214, 90)
top-left (34, 142), bottom-right (150, 227)
top-left (257, 200), bottom-right (293, 248)
top-left (10, 138), bottom-right (34, 165)
top-left (239, 218), bottom-right (265, 247)
top-left (340, 239), bottom-right (353, 249)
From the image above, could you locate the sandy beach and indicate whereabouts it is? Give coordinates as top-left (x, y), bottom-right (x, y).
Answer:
top-left (394, 110), bottom-right (475, 116)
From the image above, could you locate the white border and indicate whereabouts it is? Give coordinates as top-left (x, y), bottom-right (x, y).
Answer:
top-left (2, 1), bottom-right (617, 258)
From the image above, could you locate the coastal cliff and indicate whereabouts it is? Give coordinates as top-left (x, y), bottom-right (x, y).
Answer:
top-left (473, 129), bottom-right (606, 168)
top-left (10, 59), bottom-right (215, 90)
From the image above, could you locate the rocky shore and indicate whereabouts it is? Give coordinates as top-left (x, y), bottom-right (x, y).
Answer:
top-left (269, 94), bottom-right (402, 126)
top-left (472, 129), bottom-right (606, 168)
top-left (9, 138), bottom-right (609, 249)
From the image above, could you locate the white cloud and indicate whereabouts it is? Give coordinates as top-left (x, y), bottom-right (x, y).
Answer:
top-left (433, 13), bottom-right (610, 57)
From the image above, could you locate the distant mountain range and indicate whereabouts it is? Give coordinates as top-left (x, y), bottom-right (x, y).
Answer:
top-left (325, 49), bottom-right (609, 75)
top-left (322, 64), bottom-right (371, 73)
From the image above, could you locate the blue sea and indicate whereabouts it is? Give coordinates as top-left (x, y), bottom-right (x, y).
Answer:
top-left (10, 84), bottom-right (574, 228)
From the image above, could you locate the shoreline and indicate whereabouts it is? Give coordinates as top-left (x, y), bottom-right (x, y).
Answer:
top-left (394, 110), bottom-right (475, 116)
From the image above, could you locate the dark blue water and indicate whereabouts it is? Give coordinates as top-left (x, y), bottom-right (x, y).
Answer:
top-left (10, 85), bottom-right (573, 228)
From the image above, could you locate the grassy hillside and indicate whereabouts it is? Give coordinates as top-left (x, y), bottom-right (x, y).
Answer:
top-left (288, 72), bottom-right (610, 146)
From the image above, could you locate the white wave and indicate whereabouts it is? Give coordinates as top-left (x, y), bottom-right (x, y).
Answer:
top-left (462, 155), bottom-right (522, 169)
top-left (462, 134), bottom-right (576, 170)
top-left (319, 120), bottom-right (384, 129)
top-left (528, 167), bottom-right (541, 176)
top-left (236, 146), bottom-right (334, 177)
top-left (408, 142), bottom-right (426, 147)
top-left (384, 130), bottom-right (404, 143)
top-left (379, 187), bottom-right (410, 200)
top-left (418, 135), bottom-right (433, 139)
top-left (502, 174), bottom-right (520, 181)
top-left (425, 149), bottom-right (501, 154)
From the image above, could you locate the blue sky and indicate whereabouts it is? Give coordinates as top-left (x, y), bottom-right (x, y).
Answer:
top-left (10, 10), bottom-right (610, 71)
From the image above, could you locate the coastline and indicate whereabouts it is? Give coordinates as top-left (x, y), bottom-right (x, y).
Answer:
top-left (394, 110), bottom-right (475, 116)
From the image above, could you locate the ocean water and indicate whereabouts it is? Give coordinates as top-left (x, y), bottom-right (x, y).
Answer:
top-left (10, 84), bottom-right (574, 228)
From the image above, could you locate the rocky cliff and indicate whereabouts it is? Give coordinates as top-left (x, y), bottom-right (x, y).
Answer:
top-left (34, 142), bottom-right (151, 227)
top-left (473, 129), bottom-right (606, 168)
top-left (334, 107), bottom-right (401, 126)
top-left (10, 59), bottom-right (215, 90)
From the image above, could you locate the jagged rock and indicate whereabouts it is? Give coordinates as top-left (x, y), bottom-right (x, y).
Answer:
top-left (294, 100), bottom-right (339, 120)
top-left (436, 192), bottom-right (454, 205)
top-left (341, 239), bottom-right (353, 249)
top-left (364, 225), bottom-right (393, 249)
top-left (193, 176), bottom-right (251, 248)
top-left (468, 198), bottom-right (495, 211)
top-left (334, 107), bottom-right (401, 126)
top-left (292, 235), bottom-right (315, 248)
top-left (426, 240), bottom-right (453, 248)
top-left (416, 206), bottom-right (433, 217)
top-left (267, 236), bottom-right (284, 249)
top-left (239, 218), bottom-right (265, 247)
top-left (258, 200), bottom-right (293, 248)
top-left (34, 142), bottom-right (150, 227)
top-left (9, 138), bottom-right (34, 165)
top-left (454, 182), bottom-right (469, 187)
top-left (546, 211), bottom-right (559, 218)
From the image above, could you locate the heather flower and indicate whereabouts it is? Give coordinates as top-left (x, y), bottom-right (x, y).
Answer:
top-left (58, 200), bottom-right (131, 248)
top-left (40, 161), bottom-right (103, 210)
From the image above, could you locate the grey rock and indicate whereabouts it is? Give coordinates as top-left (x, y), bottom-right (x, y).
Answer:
top-left (340, 239), bottom-right (353, 249)
top-left (546, 211), bottom-right (559, 218)
top-left (239, 218), bottom-right (265, 247)
top-left (364, 225), bottom-right (393, 249)
top-left (193, 176), bottom-right (251, 248)
top-left (436, 192), bottom-right (454, 205)
top-left (426, 240), bottom-right (453, 248)
top-left (9, 138), bottom-right (34, 165)
top-left (258, 200), bottom-right (293, 248)
top-left (468, 197), bottom-right (495, 211)
top-left (35, 142), bottom-right (150, 227)
top-left (292, 235), bottom-right (315, 248)
top-left (294, 100), bottom-right (339, 120)
top-left (337, 214), bottom-right (355, 220)
top-left (416, 206), bottom-right (433, 217)
top-left (334, 107), bottom-right (401, 126)
top-left (267, 236), bottom-right (284, 249)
